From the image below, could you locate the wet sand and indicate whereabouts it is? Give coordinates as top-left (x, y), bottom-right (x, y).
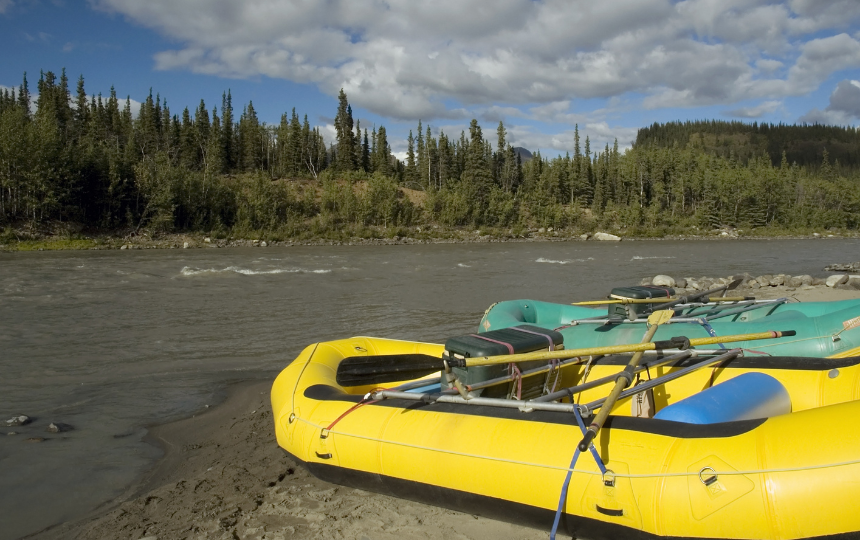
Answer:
top-left (33, 286), bottom-right (860, 540)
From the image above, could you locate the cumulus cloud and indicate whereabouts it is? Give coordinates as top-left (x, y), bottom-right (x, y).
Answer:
top-left (799, 79), bottom-right (860, 124)
top-left (90, 0), bottom-right (860, 122)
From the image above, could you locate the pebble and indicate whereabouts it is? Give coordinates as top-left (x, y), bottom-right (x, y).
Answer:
top-left (5, 415), bottom-right (31, 427)
top-left (47, 422), bottom-right (72, 433)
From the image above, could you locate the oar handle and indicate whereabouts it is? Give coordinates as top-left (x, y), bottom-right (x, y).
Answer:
top-left (579, 428), bottom-right (597, 451)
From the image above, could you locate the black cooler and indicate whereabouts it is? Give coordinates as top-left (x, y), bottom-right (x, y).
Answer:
top-left (443, 325), bottom-right (563, 399)
top-left (608, 285), bottom-right (675, 320)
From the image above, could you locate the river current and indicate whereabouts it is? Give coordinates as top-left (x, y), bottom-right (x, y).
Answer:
top-left (1, 239), bottom-right (857, 539)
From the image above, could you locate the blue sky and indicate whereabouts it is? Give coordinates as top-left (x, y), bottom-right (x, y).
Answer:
top-left (4, 0), bottom-right (860, 159)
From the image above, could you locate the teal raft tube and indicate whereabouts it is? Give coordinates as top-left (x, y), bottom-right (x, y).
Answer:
top-left (479, 298), bottom-right (860, 357)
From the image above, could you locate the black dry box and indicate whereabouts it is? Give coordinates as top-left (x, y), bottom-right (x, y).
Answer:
top-left (442, 325), bottom-right (563, 399)
top-left (607, 285), bottom-right (675, 320)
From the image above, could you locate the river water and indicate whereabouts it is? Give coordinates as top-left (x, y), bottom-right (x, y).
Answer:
top-left (1, 238), bottom-right (856, 539)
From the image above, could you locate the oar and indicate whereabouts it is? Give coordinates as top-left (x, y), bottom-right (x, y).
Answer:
top-left (336, 329), bottom-right (796, 386)
top-left (573, 296), bottom-right (754, 306)
top-left (575, 310), bottom-right (673, 452)
top-left (647, 278), bottom-right (744, 312)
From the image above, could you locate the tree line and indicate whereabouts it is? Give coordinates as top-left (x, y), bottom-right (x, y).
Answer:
top-left (2, 69), bottom-right (859, 239)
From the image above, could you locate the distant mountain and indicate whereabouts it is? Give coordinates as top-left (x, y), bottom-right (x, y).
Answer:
top-left (513, 146), bottom-right (533, 163)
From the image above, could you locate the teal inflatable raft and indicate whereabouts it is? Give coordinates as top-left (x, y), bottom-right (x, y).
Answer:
top-left (479, 297), bottom-right (860, 358)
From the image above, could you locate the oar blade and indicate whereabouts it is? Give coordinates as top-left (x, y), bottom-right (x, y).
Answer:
top-left (336, 354), bottom-right (444, 387)
top-left (647, 309), bottom-right (674, 325)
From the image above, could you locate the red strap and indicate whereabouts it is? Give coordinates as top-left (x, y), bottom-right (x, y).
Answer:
top-left (509, 326), bottom-right (556, 351)
top-left (469, 334), bottom-right (515, 354)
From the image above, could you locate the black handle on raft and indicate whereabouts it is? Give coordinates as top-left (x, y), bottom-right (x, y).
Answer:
top-left (652, 336), bottom-right (691, 350)
top-left (578, 428), bottom-right (596, 452)
top-left (780, 330), bottom-right (797, 337)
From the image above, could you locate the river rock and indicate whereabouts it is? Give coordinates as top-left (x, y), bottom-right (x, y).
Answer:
top-left (47, 422), bottom-right (72, 433)
top-left (799, 275), bottom-right (814, 286)
top-left (260, 241), bottom-right (267, 247)
top-left (5, 415), bottom-right (31, 427)
top-left (750, 280), bottom-right (761, 289)
top-left (652, 275), bottom-right (675, 287)
top-left (675, 277), bottom-right (687, 288)
top-left (580, 234), bottom-right (590, 240)
top-left (825, 262), bottom-right (860, 272)
top-left (592, 232), bottom-right (621, 241)
top-left (203, 237), bottom-right (211, 243)
top-left (120, 244), bottom-right (128, 250)
top-left (7, 431), bottom-right (17, 436)
top-left (787, 276), bottom-right (803, 287)
top-left (826, 274), bottom-right (849, 287)
top-left (770, 275), bottom-right (785, 286)
top-left (812, 277), bottom-right (826, 286)
top-left (640, 277), bottom-right (652, 286)
top-left (183, 242), bottom-right (189, 249)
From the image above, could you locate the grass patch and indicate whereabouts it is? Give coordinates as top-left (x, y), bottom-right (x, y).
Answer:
top-left (6, 238), bottom-right (100, 251)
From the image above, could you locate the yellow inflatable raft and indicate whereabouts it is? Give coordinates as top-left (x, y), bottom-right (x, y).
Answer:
top-left (272, 336), bottom-right (860, 540)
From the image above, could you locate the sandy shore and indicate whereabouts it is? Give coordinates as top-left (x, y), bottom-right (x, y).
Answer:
top-left (33, 286), bottom-right (860, 540)
top-left (36, 380), bottom-right (544, 540)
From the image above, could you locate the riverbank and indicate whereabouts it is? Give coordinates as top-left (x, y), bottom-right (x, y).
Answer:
top-left (31, 286), bottom-right (860, 540)
top-left (35, 380), bottom-right (545, 540)
top-left (2, 224), bottom-right (858, 252)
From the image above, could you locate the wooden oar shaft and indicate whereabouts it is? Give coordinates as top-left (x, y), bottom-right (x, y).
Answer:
top-left (461, 330), bottom-right (793, 368)
top-left (578, 323), bottom-right (662, 450)
top-left (574, 296), bottom-right (753, 306)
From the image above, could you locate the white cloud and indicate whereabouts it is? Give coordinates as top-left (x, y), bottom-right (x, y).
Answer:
top-left (724, 100), bottom-right (783, 118)
top-left (799, 79), bottom-right (860, 124)
top-left (0, 0), bottom-right (13, 14)
top-left (91, 0), bottom-right (860, 122)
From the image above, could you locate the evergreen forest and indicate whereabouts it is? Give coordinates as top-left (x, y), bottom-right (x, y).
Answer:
top-left (2, 69), bottom-right (860, 243)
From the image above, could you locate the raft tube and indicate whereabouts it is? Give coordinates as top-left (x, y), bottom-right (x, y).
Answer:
top-left (479, 298), bottom-right (860, 357)
top-left (273, 336), bottom-right (860, 540)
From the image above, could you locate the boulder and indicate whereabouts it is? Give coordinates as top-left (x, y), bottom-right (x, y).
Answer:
top-left (203, 237), bottom-right (211, 243)
top-left (686, 279), bottom-right (701, 290)
top-left (770, 275), bottom-right (785, 286)
top-left (826, 274), bottom-right (849, 287)
top-left (787, 276), bottom-right (803, 288)
top-left (675, 277), bottom-right (687, 288)
top-left (593, 232), bottom-right (621, 241)
top-left (652, 275), bottom-right (676, 287)
top-left (260, 241), bottom-right (267, 247)
top-left (5, 415), bottom-right (31, 427)
top-left (183, 242), bottom-right (189, 249)
top-left (812, 277), bottom-right (827, 286)
top-left (640, 277), bottom-right (652, 286)
top-left (579, 234), bottom-right (590, 240)
top-left (799, 275), bottom-right (814, 286)
top-left (751, 281), bottom-right (761, 289)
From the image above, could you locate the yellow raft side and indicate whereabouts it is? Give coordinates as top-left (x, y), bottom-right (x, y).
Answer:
top-left (272, 337), bottom-right (860, 540)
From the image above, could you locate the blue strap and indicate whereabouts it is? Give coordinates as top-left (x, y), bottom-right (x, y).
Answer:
top-left (697, 318), bottom-right (726, 349)
top-left (550, 407), bottom-right (607, 540)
